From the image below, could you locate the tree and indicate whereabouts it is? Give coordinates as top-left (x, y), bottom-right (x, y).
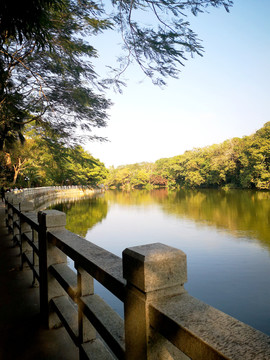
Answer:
top-left (104, 122), bottom-right (270, 191)
top-left (0, 125), bottom-right (108, 187)
top-left (0, 0), bottom-right (233, 150)
top-left (33, 140), bottom-right (108, 187)
top-left (239, 122), bottom-right (270, 190)
top-left (0, 138), bottom-right (35, 185)
top-left (110, 0), bottom-right (233, 85)
top-left (149, 174), bottom-right (168, 187)
top-left (0, 0), bottom-right (65, 44)
top-left (0, 1), bottom-right (112, 151)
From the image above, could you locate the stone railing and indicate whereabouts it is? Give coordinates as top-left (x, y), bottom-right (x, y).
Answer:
top-left (5, 191), bottom-right (270, 360)
top-left (9, 185), bottom-right (103, 209)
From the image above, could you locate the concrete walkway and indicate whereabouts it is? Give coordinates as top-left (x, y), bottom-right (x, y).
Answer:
top-left (0, 202), bottom-right (79, 360)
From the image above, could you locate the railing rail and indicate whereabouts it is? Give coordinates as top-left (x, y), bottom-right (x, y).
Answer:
top-left (149, 294), bottom-right (270, 360)
top-left (5, 185), bottom-right (103, 211)
top-left (4, 187), bottom-right (270, 360)
top-left (48, 229), bottom-right (126, 301)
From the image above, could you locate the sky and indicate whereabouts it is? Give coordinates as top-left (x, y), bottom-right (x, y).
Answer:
top-left (84, 0), bottom-right (270, 168)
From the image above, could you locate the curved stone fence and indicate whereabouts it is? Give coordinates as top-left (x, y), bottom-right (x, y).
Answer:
top-left (5, 186), bottom-right (102, 210)
top-left (4, 195), bottom-right (270, 360)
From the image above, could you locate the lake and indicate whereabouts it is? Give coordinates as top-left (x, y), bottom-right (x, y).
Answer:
top-left (50, 189), bottom-right (270, 336)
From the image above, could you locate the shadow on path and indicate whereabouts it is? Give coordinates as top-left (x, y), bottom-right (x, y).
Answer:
top-left (0, 202), bottom-right (78, 360)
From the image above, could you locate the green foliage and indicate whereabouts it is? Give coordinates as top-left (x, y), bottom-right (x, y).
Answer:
top-left (0, 127), bottom-right (108, 187)
top-left (0, 0), bottom-right (233, 149)
top-left (110, 0), bottom-right (233, 85)
top-left (106, 162), bottom-right (168, 189)
top-left (0, 0), bottom-right (112, 150)
top-left (107, 122), bottom-right (270, 191)
top-left (0, 0), bottom-right (65, 44)
top-left (239, 122), bottom-right (270, 190)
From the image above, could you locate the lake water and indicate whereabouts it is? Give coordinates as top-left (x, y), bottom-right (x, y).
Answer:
top-left (50, 189), bottom-right (270, 336)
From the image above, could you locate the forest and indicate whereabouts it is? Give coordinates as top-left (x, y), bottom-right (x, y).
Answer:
top-left (0, 126), bottom-right (108, 188)
top-left (106, 122), bottom-right (270, 190)
top-left (1, 122), bottom-right (269, 191)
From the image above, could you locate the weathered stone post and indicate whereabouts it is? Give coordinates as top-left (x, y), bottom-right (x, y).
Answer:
top-left (4, 192), bottom-right (14, 229)
top-left (76, 264), bottom-right (96, 354)
top-left (123, 243), bottom-right (188, 360)
top-left (19, 200), bottom-right (35, 273)
top-left (11, 196), bottom-right (20, 244)
top-left (38, 210), bottom-right (67, 328)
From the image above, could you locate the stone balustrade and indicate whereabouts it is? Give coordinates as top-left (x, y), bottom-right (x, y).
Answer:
top-left (4, 188), bottom-right (270, 360)
top-left (5, 185), bottom-right (102, 210)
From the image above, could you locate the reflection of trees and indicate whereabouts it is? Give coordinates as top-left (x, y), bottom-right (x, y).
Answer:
top-left (51, 196), bottom-right (108, 237)
top-left (50, 189), bottom-right (270, 251)
top-left (104, 189), bottom-right (169, 206)
top-left (160, 189), bottom-right (270, 249)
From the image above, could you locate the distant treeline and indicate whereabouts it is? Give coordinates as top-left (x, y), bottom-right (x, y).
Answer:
top-left (106, 122), bottom-right (270, 190)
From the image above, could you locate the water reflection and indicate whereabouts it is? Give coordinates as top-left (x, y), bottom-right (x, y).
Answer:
top-left (51, 194), bottom-right (108, 237)
top-left (105, 189), bottom-right (270, 250)
top-left (162, 189), bottom-right (270, 249)
top-left (104, 188), bottom-right (169, 206)
top-left (49, 189), bottom-right (270, 335)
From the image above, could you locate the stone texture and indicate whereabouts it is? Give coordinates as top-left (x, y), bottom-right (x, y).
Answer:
top-left (48, 229), bottom-right (125, 301)
top-left (20, 200), bottom-right (34, 212)
top-left (123, 243), bottom-right (188, 360)
top-left (123, 243), bottom-right (187, 292)
top-left (76, 266), bottom-right (96, 343)
top-left (149, 293), bottom-right (270, 360)
top-left (38, 210), bottom-right (66, 229)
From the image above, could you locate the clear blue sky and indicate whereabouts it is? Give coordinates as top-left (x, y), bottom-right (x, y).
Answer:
top-left (85, 0), bottom-right (270, 167)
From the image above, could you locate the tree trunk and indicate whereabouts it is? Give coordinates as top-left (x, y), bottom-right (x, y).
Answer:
top-left (13, 166), bottom-right (20, 185)
top-left (12, 157), bottom-right (26, 185)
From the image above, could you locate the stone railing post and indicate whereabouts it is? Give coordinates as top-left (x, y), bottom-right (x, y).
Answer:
top-left (19, 200), bottom-right (35, 273)
top-left (5, 194), bottom-right (11, 229)
top-left (76, 264), bottom-right (96, 355)
top-left (123, 243), bottom-right (188, 360)
top-left (10, 195), bottom-right (20, 243)
top-left (38, 210), bottom-right (67, 328)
